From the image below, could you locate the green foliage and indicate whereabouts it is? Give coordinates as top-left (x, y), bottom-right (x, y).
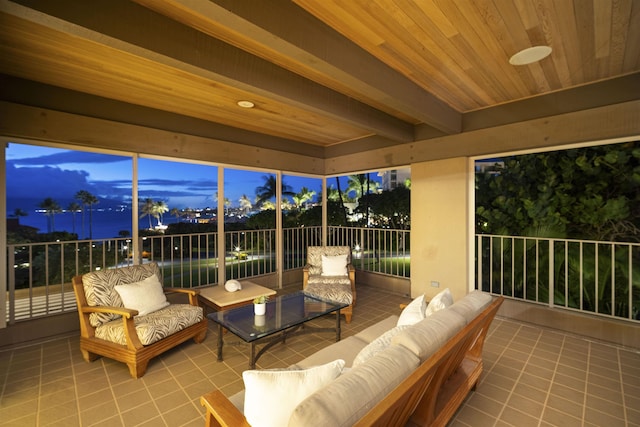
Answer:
top-left (356, 186), bottom-right (410, 229)
top-left (476, 142), bottom-right (640, 242)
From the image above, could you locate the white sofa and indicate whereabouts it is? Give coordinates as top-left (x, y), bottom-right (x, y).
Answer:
top-left (201, 290), bottom-right (503, 427)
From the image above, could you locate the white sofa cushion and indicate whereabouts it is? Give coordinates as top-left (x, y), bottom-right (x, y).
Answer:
top-left (392, 309), bottom-right (466, 362)
top-left (449, 291), bottom-right (493, 322)
top-left (243, 359), bottom-right (345, 427)
top-left (353, 325), bottom-right (410, 367)
top-left (424, 288), bottom-right (453, 317)
top-left (115, 274), bottom-right (169, 316)
top-left (290, 345), bottom-right (419, 426)
top-left (294, 336), bottom-right (368, 369)
top-left (354, 315), bottom-right (399, 343)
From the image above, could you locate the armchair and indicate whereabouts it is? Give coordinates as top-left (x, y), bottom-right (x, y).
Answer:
top-left (303, 246), bottom-right (356, 323)
top-left (72, 263), bottom-right (207, 378)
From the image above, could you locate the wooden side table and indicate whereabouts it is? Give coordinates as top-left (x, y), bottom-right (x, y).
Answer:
top-left (198, 281), bottom-right (277, 312)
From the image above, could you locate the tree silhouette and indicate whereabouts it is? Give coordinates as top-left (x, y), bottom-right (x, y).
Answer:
top-left (38, 197), bottom-right (62, 233)
top-left (11, 208), bottom-right (28, 218)
top-left (334, 177), bottom-right (348, 225)
top-left (170, 207), bottom-right (182, 223)
top-left (153, 200), bottom-right (169, 225)
top-left (292, 187), bottom-right (316, 210)
top-left (75, 190), bottom-right (99, 239)
top-left (66, 202), bottom-right (81, 235)
top-left (255, 175), bottom-right (294, 207)
top-left (140, 198), bottom-right (155, 229)
top-left (239, 194), bottom-right (253, 214)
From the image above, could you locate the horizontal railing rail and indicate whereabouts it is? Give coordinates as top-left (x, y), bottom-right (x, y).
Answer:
top-left (476, 234), bottom-right (640, 323)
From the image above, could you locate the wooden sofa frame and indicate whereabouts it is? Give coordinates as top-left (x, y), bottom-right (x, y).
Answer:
top-left (72, 275), bottom-right (208, 378)
top-left (200, 295), bottom-right (503, 426)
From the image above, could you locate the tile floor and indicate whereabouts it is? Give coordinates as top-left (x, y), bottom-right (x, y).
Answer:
top-left (1, 285), bottom-right (638, 426)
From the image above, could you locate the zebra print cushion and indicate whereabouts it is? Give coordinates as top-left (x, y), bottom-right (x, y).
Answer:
top-left (305, 282), bottom-right (353, 305)
top-left (307, 246), bottom-right (351, 276)
top-left (94, 304), bottom-right (203, 346)
top-left (82, 263), bottom-right (162, 327)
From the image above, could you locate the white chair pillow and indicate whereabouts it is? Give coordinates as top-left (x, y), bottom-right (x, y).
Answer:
top-left (321, 254), bottom-right (348, 276)
top-left (424, 288), bottom-right (453, 317)
top-left (114, 274), bottom-right (169, 316)
top-left (243, 359), bottom-right (345, 427)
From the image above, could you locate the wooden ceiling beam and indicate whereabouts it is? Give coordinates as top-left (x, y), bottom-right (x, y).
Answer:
top-left (6, 0), bottom-right (414, 142)
top-left (142, 0), bottom-right (461, 134)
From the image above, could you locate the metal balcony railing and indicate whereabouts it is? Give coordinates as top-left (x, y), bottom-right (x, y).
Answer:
top-left (476, 234), bottom-right (640, 322)
top-left (9, 231), bottom-right (636, 325)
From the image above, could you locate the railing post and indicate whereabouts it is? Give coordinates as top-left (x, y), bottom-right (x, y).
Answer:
top-left (8, 247), bottom-right (15, 325)
top-left (476, 236), bottom-right (482, 291)
top-left (549, 239), bottom-right (554, 308)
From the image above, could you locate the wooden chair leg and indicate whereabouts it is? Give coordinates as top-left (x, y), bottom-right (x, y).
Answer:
top-left (128, 360), bottom-right (149, 379)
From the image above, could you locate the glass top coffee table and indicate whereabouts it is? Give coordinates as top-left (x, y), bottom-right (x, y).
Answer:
top-left (207, 291), bottom-right (348, 368)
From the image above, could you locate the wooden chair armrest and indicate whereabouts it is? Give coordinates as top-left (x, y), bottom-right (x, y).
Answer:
top-left (200, 390), bottom-right (250, 427)
top-left (164, 287), bottom-right (199, 296)
top-left (164, 287), bottom-right (200, 305)
top-left (82, 305), bottom-right (138, 318)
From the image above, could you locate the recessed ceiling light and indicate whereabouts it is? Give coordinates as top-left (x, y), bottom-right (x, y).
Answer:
top-left (237, 100), bottom-right (255, 108)
top-left (509, 46), bottom-right (552, 65)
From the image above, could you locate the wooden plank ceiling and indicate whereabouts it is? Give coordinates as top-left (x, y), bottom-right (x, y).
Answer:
top-left (0, 0), bottom-right (638, 152)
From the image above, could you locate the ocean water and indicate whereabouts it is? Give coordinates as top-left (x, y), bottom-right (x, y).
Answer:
top-left (15, 209), bottom-right (182, 240)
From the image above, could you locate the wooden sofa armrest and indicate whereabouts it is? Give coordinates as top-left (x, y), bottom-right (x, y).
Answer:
top-left (200, 390), bottom-right (250, 427)
top-left (164, 287), bottom-right (200, 305)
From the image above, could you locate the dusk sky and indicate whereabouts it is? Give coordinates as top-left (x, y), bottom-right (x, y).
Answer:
top-left (6, 141), bottom-right (382, 218)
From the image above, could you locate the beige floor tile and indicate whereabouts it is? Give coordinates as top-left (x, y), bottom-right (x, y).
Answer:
top-left (542, 406), bottom-right (582, 427)
top-left (584, 407), bottom-right (627, 427)
top-left (500, 406), bottom-right (540, 427)
top-left (1, 285), bottom-right (636, 426)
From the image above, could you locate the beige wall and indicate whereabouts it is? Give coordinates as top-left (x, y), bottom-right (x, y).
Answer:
top-left (410, 157), bottom-right (469, 302)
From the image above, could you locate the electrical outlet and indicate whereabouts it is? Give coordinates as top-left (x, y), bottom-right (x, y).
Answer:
top-left (431, 281), bottom-right (440, 288)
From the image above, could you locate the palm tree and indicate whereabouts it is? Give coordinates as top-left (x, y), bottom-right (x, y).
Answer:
top-left (254, 175), bottom-right (294, 207)
top-left (239, 194), bottom-right (253, 215)
top-left (38, 197), bottom-right (62, 233)
top-left (66, 202), bottom-right (81, 235)
top-left (335, 177), bottom-right (348, 224)
top-left (11, 208), bottom-right (28, 219)
top-left (153, 200), bottom-right (169, 225)
top-left (170, 207), bottom-right (182, 223)
top-left (292, 186), bottom-right (316, 210)
top-left (75, 190), bottom-right (99, 239)
top-left (140, 198), bottom-right (155, 229)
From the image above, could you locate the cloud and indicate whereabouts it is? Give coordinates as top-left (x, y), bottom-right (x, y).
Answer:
top-left (9, 151), bottom-right (129, 166)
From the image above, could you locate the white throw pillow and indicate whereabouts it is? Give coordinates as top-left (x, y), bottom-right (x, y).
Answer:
top-left (243, 359), bottom-right (345, 427)
top-left (353, 325), bottom-right (410, 366)
top-left (114, 274), bottom-right (169, 316)
top-left (424, 288), bottom-right (453, 317)
top-left (397, 294), bottom-right (426, 326)
top-left (321, 254), bottom-right (348, 276)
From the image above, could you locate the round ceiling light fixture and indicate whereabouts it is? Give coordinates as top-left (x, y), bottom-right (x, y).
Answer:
top-left (509, 46), bottom-right (552, 65)
top-left (237, 100), bottom-right (255, 108)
